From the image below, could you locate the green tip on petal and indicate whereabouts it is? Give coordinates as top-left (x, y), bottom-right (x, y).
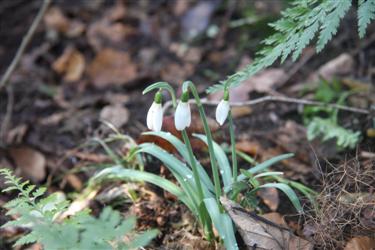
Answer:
top-left (181, 91), bottom-right (189, 103)
top-left (154, 92), bottom-right (163, 104)
top-left (223, 89), bottom-right (229, 101)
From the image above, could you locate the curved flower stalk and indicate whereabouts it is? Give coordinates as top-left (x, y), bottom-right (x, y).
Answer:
top-left (146, 92), bottom-right (163, 131)
top-left (228, 111), bottom-right (238, 182)
top-left (215, 88), bottom-right (238, 182)
top-left (174, 90), bottom-right (205, 214)
top-left (142, 81), bottom-right (177, 107)
top-left (182, 81), bottom-right (222, 203)
top-left (143, 81), bottom-right (177, 132)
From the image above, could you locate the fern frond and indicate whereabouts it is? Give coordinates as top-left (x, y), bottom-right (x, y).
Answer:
top-left (307, 117), bottom-right (361, 148)
top-left (1, 169), bottom-right (24, 193)
top-left (14, 232), bottom-right (38, 246)
top-left (32, 187), bottom-right (47, 199)
top-left (207, 0), bottom-right (353, 93)
top-left (24, 185), bottom-right (36, 197)
top-left (317, 0), bottom-right (352, 52)
top-left (358, 0), bottom-right (375, 37)
top-left (1, 170), bottom-right (156, 249)
top-left (3, 197), bottom-right (28, 209)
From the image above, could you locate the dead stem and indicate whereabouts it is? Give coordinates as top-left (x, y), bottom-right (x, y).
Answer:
top-left (163, 95), bottom-right (369, 114)
top-left (0, 0), bottom-right (51, 91)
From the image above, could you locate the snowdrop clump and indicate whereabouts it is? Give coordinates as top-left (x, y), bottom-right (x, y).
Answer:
top-left (146, 88), bottom-right (230, 131)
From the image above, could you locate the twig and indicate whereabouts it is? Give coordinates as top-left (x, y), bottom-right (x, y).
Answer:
top-left (0, 0), bottom-right (51, 91)
top-left (163, 95), bottom-right (369, 114)
top-left (0, 86), bottom-right (14, 147)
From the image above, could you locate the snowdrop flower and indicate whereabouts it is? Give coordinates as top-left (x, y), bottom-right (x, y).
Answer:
top-left (146, 92), bottom-right (163, 131)
top-left (175, 91), bottom-right (191, 131)
top-left (215, 89), bottom-right (230, 126)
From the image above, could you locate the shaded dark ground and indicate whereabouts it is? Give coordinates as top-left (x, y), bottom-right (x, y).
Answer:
top-left (0, 0), bottom-right (374, 249)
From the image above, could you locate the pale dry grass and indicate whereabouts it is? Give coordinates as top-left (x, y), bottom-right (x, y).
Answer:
top-left (304, 158), bottom-right (375, 249)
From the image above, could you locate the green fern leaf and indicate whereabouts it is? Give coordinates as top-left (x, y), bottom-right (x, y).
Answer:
top-left (206, 0), bottom-right (363, 93)
top-left (24, 185), bottom-right (36, 196)
top-left (14, 232), bottom-right (38, 246)
top-left (307, 117), bottom-right (361, 149)
top-left (4, 197), bottom-right (28, 209)
top-left (2, 186), bottom-right (19, 192)
top-left (358, 0), bottom-right (375, 37)
top-left (292, 19), bottom-right (320, 60)
top-left (317, 0), bottom-right (352, 52)
top-left (32, 187), bottom-right (46, 199)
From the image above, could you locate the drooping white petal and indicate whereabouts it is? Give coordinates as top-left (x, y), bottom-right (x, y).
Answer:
top-left (146, 102), bottom-right (157, 130)
top-left (152, 103), bottom-right (163, 132)
top-left (175, 101), bottom-right (191, 131)
top-left (215, 100), bottom-right (230, 126)
top-left (186, 103), bottom-right (191, 127)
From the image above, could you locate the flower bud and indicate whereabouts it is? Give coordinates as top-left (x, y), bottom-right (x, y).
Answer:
top-left (215, 89), bottom-right (230, 126)
top-left (175, 91), bottom-right (191, 131)
top-left (146, 92), bottom-right (163, 131)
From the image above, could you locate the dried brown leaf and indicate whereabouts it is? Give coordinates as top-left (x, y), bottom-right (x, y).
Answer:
top-left (44, 7), bottom-right (84, 37)
top-left (235, 140), bottom-right (261, 155)
top-left (87, 20), bottom-right (136, 51)
top-left (53, 47), bottom-right (85, 82)
top-left (231, 106), bottom-right (252, 119)
top-left (258, 187), bottom-right (280, 211)
top-left (209, 64), bottom-right (287, 102)
top-left (44, 7), bottom-right (69, 33)
top-left (221, 197), bottom-right (313, 250)
top-left (99, 104), bottom-right (130, 128)
top-left (344, 237), bottom-right (375, 250)
top-left (8, 146), bottom-right (46, 182)
top-left (160, 62), bottom-right (195, 85)
top-left (262, 212), bottom-right (288, 227)
top-left (310, 53), bottom-right (354, 82)
top-left (88, 48), bottom-right (137, 88)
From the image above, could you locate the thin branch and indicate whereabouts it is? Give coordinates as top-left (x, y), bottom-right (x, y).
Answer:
top-left (163, 95), bottom-right (369, 114)
top-left (0, 85), bottom-right (14, 146)
top-left (0, 0), bottom-right (51, 91)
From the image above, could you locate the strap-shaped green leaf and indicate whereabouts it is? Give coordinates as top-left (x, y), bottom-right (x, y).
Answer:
top-left (238, 153), bottom-right (294, 181)
top-left (224, 153), bottom-right (294, 193)
top-left (252, 183), bottom-right (303, 213)
top-left (143, 131), bottom-right (215, 192)
top-left (203, 198), bottom-right (238, 250)
top-left (193, 134), bottom-right (233, 189)
top-left (254, 171), bottom-right (284, 179)
top-left (137, 143), bottom-right (214, 198)
top-left (92, 166), bottom-right (195, 212)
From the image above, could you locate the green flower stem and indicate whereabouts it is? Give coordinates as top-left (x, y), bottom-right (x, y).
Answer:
top-left (181, 129), bottom-right (205, 201)
top-left (142, 81), bottom-right (177, 108)
top-left (183, 81), bottom-right (222, 203)
top-left (181, 129), bottom-right (214, 240)
top-left (228, 111), bottom-right (238, 182)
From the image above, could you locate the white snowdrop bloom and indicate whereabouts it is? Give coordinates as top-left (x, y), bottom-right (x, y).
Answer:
top-left (215, 99), bottom-right (230, 125)
top-left (174, 101), bottom-right (191, 131)
top-left (146, 93), bottom-right (163, 131)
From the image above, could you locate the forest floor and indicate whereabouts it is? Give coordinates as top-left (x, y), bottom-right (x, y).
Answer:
top-left (0, 1), bottom-right (374, 249)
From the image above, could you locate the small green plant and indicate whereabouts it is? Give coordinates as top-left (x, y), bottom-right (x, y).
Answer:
top-left (93, 81), bottom-right (315, 249)
top-left (229, 152), bottom-right (317, 210)
top-left (208, 0), bottom-right (375, 93)
top-left (303, 80), bottom-right (361, 149)
top-left (0, 168), bottom-right (158, 250)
